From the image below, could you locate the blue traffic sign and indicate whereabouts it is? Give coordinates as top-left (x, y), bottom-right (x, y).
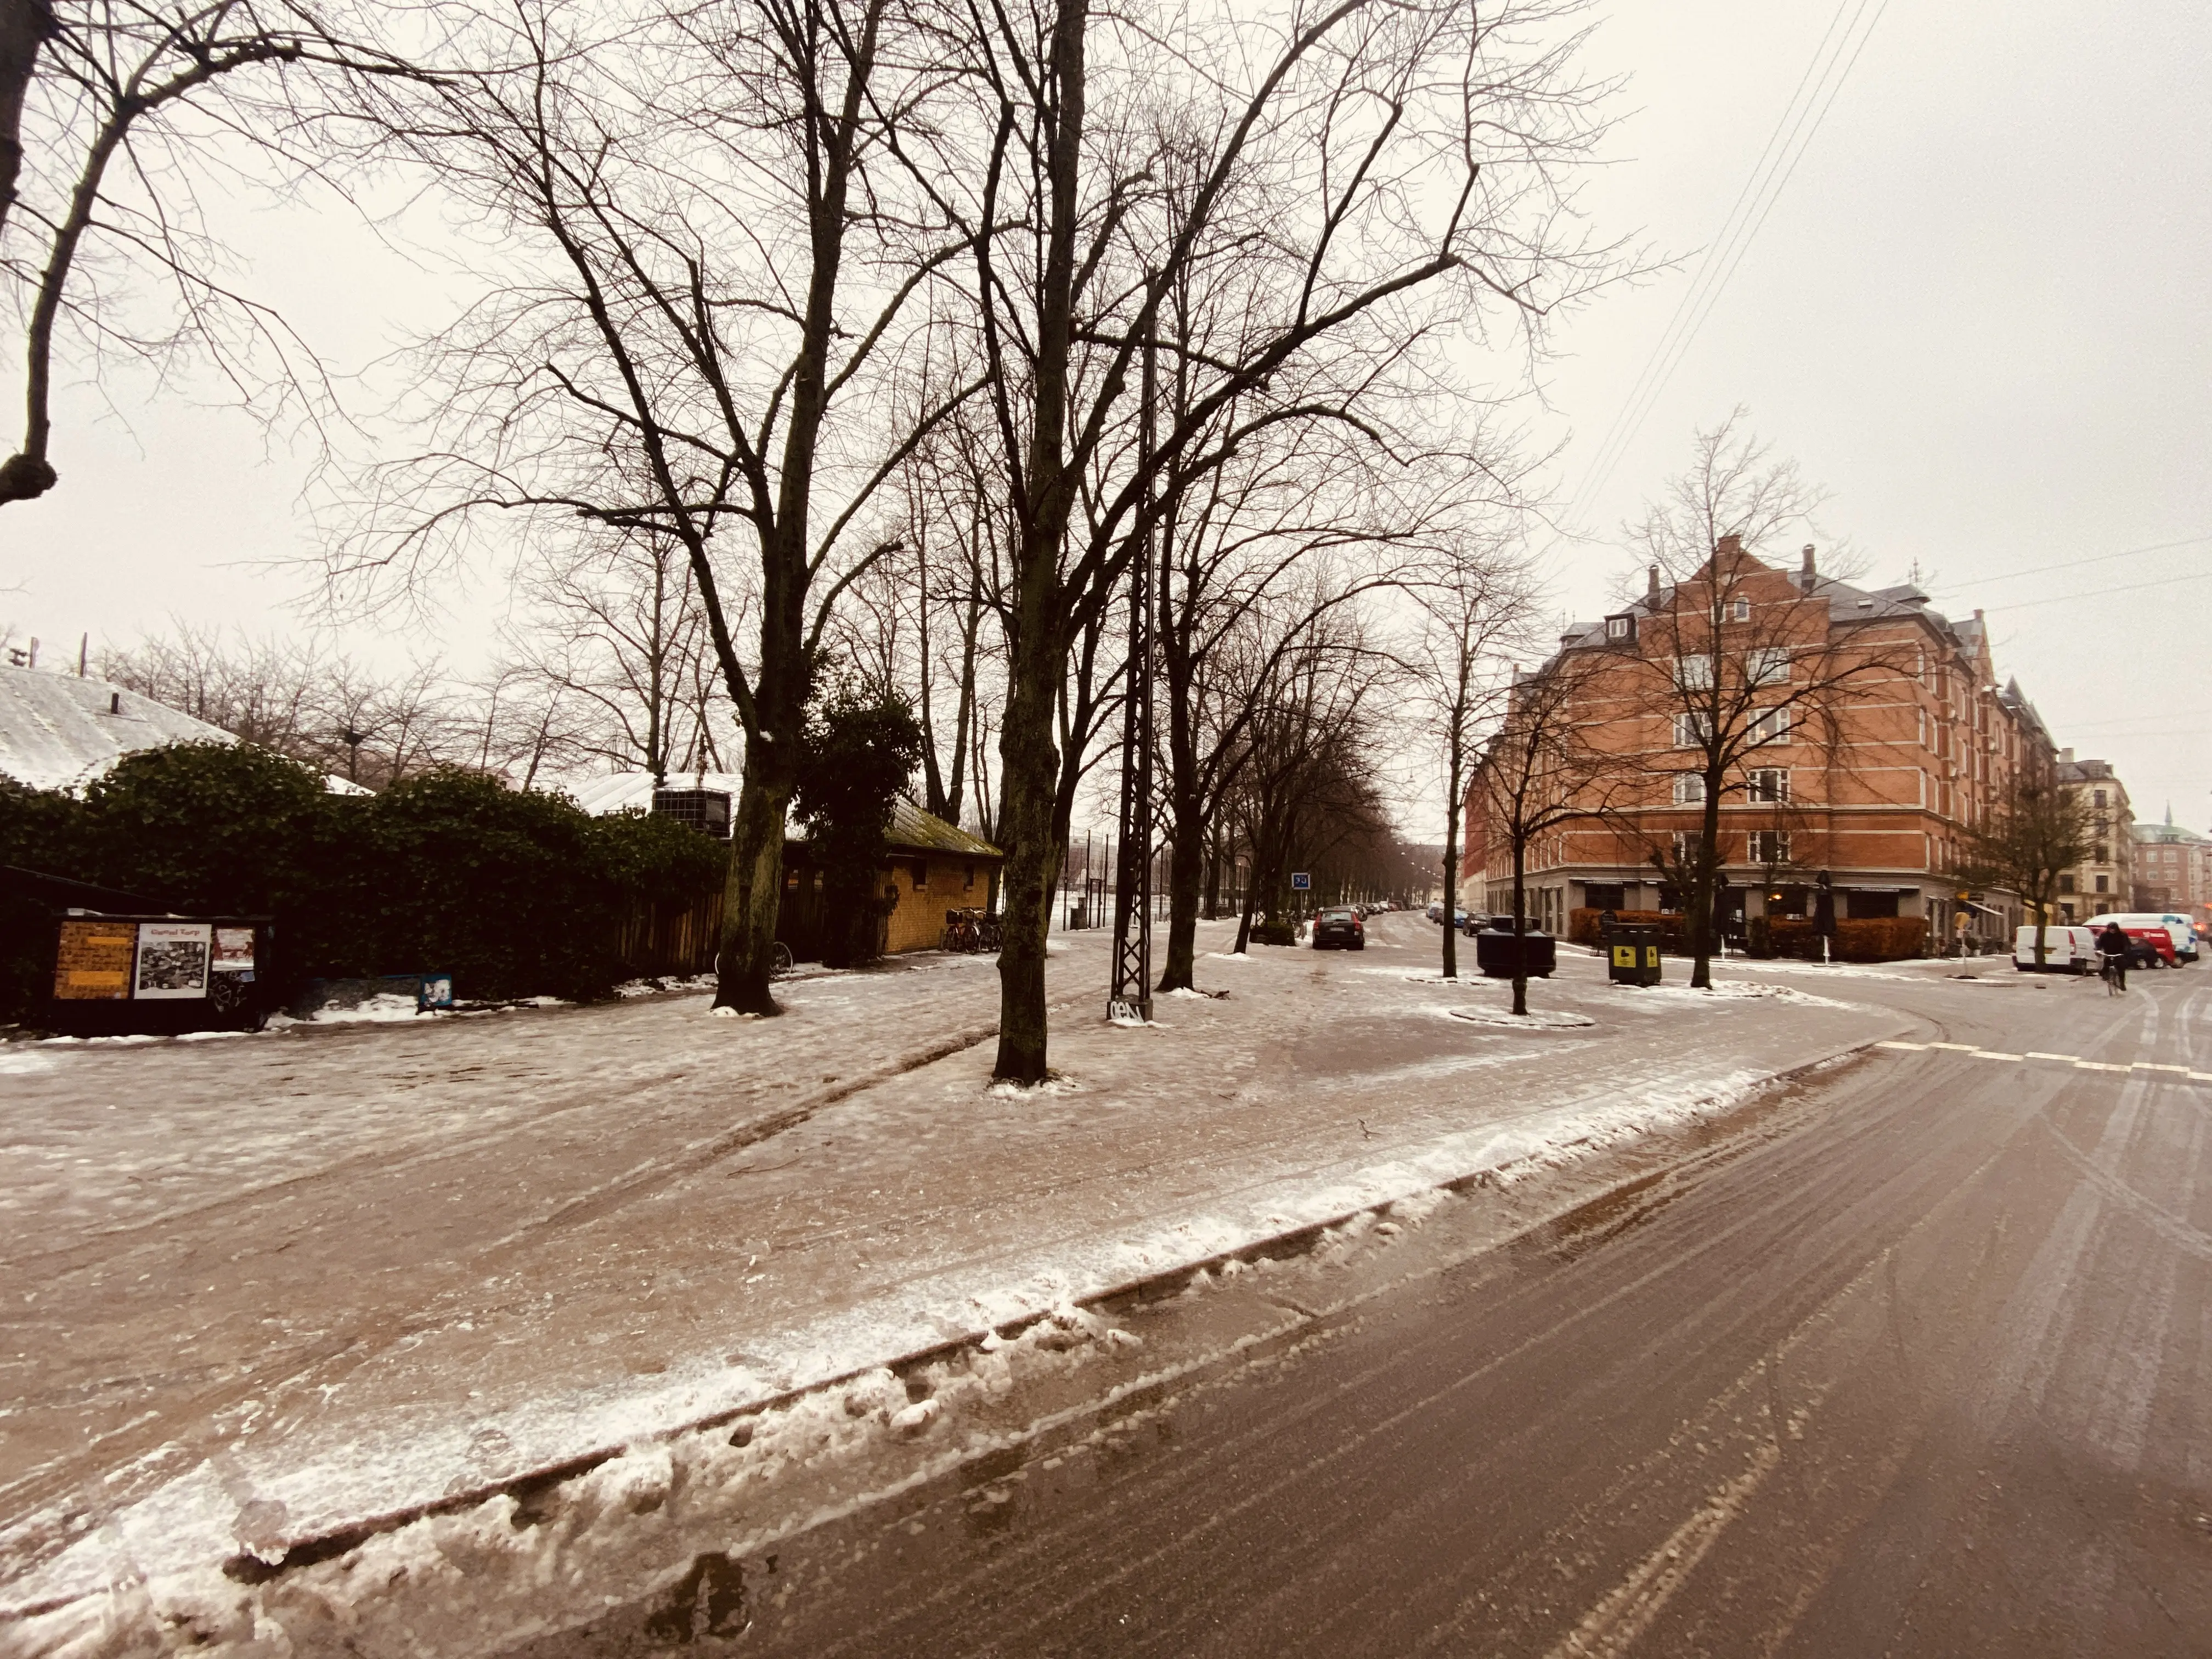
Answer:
top-left (1291, 871), bottom-right (1311, 890)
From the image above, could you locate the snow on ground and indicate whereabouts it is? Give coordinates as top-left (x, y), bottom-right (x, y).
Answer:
top-left (0, 915), bottom-right (1909, 1639)
top-left (1448, 1007), bottom-right (1598, 1029)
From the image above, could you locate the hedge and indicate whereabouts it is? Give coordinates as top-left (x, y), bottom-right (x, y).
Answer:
top-left (1566, 906), bottom-right (1926, 963)
top-left (0, 744), bottom-right (726, 1019)
top-left (1567, 908), bottom-right (1692, 951)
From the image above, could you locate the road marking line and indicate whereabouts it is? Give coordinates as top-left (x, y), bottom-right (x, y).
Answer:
top-left (1881, 1043), bottom-right (2209, 1086)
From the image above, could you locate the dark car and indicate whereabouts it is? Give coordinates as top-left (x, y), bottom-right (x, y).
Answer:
top-left (1311, 907), bottom-right (1365, 950)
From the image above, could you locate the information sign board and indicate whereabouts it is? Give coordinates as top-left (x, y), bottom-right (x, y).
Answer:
top-left (134, 921), bottom-right (212, 999)
top-left (53, 919), bottom-right (137, 1000)
top-left (1290, 872), bottom-right (1311, 890)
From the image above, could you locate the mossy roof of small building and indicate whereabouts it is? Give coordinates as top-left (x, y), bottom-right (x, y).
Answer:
top-left (885, 797), bottom-right (1002, 859)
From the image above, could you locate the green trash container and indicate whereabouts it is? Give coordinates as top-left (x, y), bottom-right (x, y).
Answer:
top-left (1604, 922), bottom-right (1663, 986)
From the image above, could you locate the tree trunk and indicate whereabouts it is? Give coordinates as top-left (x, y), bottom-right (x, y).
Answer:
top-left (992, 648), bottom-right (1063, 1082)
top-left (0, 0), bottom-right (53, 245)
top-left (716, 736), bottom-right (795, 1015)
top-left (1441, 754), bottom-right (1462, 981)
top-left (1233, 846), bottom-right (1260, 953)
top-left (1510, 840), bottom-right (1528, 1017)
top-left (1691, 770), bottom-right (1725, 988)
top-left (1158, 793), bottom-right (1204, 992)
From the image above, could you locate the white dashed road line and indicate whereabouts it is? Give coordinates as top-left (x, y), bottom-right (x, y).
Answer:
top-left (1874, 1040), bottom-right (2212, 1084)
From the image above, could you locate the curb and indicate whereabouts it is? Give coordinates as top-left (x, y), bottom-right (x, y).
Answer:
top-left (138, 1025), bottom-right (1905, 1595)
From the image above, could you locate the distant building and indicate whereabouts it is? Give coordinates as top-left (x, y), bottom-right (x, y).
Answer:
top-left (2053, 753), bottom-right (2132, 920)
top-left (0, 662), bottom-right (235, 791)
top-left (1461, 539), bottom-right (2058, 952)
top-left (0, 662), bottom-right (369, 797)
top-left (569, 772), bottom-right (1003, 956)
top-left (2130, 806), bottom-right (2209, 924)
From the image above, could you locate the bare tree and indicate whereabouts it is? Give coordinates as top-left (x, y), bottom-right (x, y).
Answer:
top-left (0, 1), bottom-right (420, 504)
top-left (1959, 776), bottom-right (2089, 968)
top-left (1621, 413), bottom-right (1913, 987)
top-left (1406, 534), bottom-right (1533, 980)
top-left (100, 623), bottom-right (459, 787)
top-left (329, 0), bottom-right (978, 1012)
top-left (509, 524), bottom-right (724, 785)
top-left (902, 0), bottom-right (1620, 1081)
top-left (1465, 650), bottom-right (1620, 1014)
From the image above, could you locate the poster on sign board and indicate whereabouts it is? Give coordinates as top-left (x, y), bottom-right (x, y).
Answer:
top-left (134, 922), bottom-right (212, 998)
top-left (53, 919), bottom-right (137, 1000)
top-left (211, 927), bottom-right (256, 972)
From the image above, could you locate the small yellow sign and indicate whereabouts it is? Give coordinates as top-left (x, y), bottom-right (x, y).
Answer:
top-left (1612, 945), bottom-right (1635, 967)
top-left (1644, 946), bottom-right (1661, 967)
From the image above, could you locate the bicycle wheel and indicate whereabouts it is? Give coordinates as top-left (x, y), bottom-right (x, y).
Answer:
top-left (770, 941), bottom-right (794, 978)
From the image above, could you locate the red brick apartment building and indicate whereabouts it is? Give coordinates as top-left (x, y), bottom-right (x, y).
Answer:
top-left (1463, 539), bottom-right (2058, 950)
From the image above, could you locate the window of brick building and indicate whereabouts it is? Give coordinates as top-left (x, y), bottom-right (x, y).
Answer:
top-left (913, 859), bottom-right (929, 891)
top-left (1748, 830), bottom-right (1791, 865)
top-left (1730, 598), bottom-right (1750, 622)
top-left (2095, 874), bottom-right (2109, 894)
top-left (1672, 713), bottom-right (1711, 748)
top-left (1584, 883), bottom-right (1626, 911)
top-left (2059, 873), bottom-right (2075, 894)
top-left (1847, 890), bottom-right (1900, 920)
top-left (1672, 773), bottom-right (1706, 805)
top-left (1747, 707), bottom-right (1791, 746)
top-left (1747, 768), bottom-right (1789, 803)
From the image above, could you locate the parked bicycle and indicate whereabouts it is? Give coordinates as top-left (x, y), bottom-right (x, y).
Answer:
top-left (941, 907), bottom-right (1002, 953)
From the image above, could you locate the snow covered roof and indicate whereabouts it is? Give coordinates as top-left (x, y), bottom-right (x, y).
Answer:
top-left (0, 664), bottom-right (236, 792)
top-left (563, 769), bottom-right (1002, 857)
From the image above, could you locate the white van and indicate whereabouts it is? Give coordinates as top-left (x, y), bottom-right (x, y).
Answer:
top-left (2014, 924), bottom-right (2096, 973)
top-left (2083, 912), bottom-right (2194, 966)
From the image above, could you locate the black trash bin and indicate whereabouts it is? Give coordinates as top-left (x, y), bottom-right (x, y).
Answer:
top-left (1475, 921), bottom-right (1556, 979)
top-left (1603, 921), bottom-right (1663, 986)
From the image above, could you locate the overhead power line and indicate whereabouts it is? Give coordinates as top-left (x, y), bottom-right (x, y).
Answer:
top-left (1926, 531), bottom-right (2212, 596)
top-left (1978, 569), bottom-right (2212, 613)
top-left (1567, 0), bottom-right (1892, 520)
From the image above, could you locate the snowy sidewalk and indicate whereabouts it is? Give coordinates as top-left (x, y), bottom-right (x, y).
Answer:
top-left (0, 916), bottom-right (1909, 1617)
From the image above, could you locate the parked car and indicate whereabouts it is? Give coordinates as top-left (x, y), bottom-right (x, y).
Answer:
top-left (2083, 913), bottom-right (2183, 968)
top-left (1312, 906), bottom-right (1365, 950)
top-left (1425, 902), bottom-right (1444, 923)
top-left (2013, 923), bottom-right (2097, 973)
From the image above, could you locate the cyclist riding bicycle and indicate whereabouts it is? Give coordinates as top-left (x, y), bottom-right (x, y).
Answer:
top-left (2097, 919), bottom-right (2131, 991)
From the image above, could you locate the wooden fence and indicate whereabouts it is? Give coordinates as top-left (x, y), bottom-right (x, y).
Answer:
top-left (616, 887), bottom-right (725, 979)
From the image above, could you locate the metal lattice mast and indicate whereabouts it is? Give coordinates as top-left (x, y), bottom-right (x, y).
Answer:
top-left (1108, 337), bottom-right (1158, 1023)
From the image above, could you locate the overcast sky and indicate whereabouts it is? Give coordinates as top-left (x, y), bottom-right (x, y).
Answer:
top-left (4, 0), bottom-right (2208, 832)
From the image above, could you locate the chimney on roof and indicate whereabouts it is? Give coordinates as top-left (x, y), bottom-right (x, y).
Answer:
top-left (1715, 533), bottom-right (1743, 563)
top-left (1646, 564), bottom-right (1660, 598)
top-left (2061, 747), bottom-right (2074, 764)
top-left (1799, 544), bottom-right (1816, 589)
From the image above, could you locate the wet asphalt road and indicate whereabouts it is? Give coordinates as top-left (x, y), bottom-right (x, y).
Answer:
top-left (575, 957), bottom-right (2212, 1657)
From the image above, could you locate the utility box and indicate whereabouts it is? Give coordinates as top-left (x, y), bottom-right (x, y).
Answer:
top-left (1475, 922), bottom-right (1556, 979)
top-left (1605, 922), bottom-right (1663, 986)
